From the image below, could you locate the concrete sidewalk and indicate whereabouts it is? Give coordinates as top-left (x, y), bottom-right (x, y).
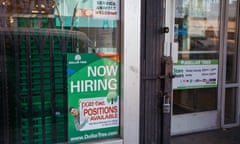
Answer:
top-left (171, 127), bottom-right (240, 144)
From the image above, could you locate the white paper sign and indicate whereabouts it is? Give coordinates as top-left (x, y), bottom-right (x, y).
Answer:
top-left (93, 0), bottom-right (119, 20)
top-left (173, 60), bottom-right (218, 90)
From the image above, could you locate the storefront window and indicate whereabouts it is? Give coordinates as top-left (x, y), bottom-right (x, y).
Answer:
top-left (0, 0), bottom-right (121, 143)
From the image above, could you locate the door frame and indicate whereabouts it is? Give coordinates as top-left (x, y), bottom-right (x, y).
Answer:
top-left (140, 0), bottom-right (171, 143)
top-left (220, 0), bottom-right (240, 128)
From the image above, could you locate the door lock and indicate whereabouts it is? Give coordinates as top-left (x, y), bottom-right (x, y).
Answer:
top-left (163, 95), bottom-right (171, 113)
top-left (163, 27), bottom-right (169, 33)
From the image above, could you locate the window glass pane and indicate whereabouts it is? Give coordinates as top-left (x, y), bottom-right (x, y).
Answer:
top-left (173, 88), bottom-right (217, 114)
top-left (0, 0), bottom-right (121, 143)
top-left (226, 0), bottom-right (238, 83)
top-left (173, 0), bottom-right (220, 115)
top-left (175, 0), bottom-right (220, 60)
top-left (224, 88), bottom-right (237, 124)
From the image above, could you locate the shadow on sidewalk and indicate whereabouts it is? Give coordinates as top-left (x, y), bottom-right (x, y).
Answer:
top-left (171, 127), bottom-right (240, 144)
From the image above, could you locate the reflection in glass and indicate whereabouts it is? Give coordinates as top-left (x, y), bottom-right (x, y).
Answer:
top-left (175, 0), bottom-right (220, 60)
top-left (226, 0), bottom-right (238, 83)
top-left (173, 0), bottom-right (220, 115)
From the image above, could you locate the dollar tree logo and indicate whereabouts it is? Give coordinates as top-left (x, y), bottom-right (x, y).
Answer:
top-left (75, 55), bottom-right (81, 61)
top-left (107, 92), bottom-right (118, 104)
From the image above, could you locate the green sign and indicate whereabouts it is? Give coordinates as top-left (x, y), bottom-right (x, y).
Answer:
top-left (67, 53), bottom-right (119, 143)
top-left (173, 59), bottom-right (218, 90)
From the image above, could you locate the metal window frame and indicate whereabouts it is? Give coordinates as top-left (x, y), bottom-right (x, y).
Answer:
top-left (120, 0), bottom-right (141, 143)
top-left (221, 0), bottom-right (240, 128)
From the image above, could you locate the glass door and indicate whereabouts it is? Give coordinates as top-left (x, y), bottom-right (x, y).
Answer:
top-left (170, 0), bottom-right (222, 135)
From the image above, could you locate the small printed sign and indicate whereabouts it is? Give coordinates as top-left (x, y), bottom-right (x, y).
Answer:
top-left (173, 59), bottom-right (218, 90)
top-left (93, 0), bottom-right (119, 20)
